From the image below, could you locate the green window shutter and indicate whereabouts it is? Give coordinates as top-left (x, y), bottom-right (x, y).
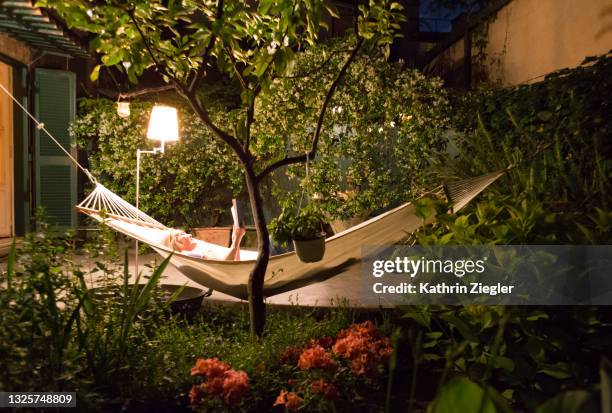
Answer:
top-left (34, 68), bottom-right (77, 231)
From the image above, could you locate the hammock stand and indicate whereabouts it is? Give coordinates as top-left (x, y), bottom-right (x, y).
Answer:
top-left (1, 81), bottom-right (508, 300)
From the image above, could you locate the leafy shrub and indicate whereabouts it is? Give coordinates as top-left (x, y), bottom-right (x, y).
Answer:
top-left (394, 53), bottom-right (612, 413)
top-left (415, 52), bottom-right (612, 245)
top-left (0, 213), bottom-right (174, 408)
top-left (253, 40), bottom-right (451, 221)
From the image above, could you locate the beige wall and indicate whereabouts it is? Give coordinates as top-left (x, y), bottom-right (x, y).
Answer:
top-left (425, 0), bottom-right (612, 86)
top-left (0, 32), bottom-right (33, 65)
top-left (486, 0), bottom-right (612, 85)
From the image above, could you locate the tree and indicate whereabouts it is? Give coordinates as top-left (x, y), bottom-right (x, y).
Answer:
top-left (43, 0), bottom-right (404, 336)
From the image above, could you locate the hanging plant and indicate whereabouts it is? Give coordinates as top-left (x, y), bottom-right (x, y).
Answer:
top-left (268, 204), bottom-right (326, 262)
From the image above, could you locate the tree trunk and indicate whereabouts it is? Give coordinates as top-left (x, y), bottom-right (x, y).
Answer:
top-left (243, 163), bottom-right (270, 337)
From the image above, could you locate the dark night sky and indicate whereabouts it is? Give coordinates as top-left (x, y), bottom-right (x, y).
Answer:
top-left (419, 0), bottom-right (466, 32)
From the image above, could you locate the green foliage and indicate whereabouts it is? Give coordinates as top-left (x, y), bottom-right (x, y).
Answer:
top-left (268, 203), bottom-right (326, 246)
top-left (41, 0), bottom-right (405, 103)
top-left (70, 98), bottom-right (244, 228)
top-left (255, 40), bottom-right (450, 220)
top-left (414, 52), bottom-right (612, 245)
top-left (115, 303), bottom-right (359, 411)
top-left (400, 305), bottom-right (611, 411)
top-left (0, 214), bottom-right (174, 407)
top-left (0, 212), bottom-right (85, 393)
top-left (431, 377), bottom-right (599, 413)
top-left (428, 376), bottom-right (504, 413)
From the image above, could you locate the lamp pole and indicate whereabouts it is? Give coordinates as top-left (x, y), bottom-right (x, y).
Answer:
top-left (134, 105), bottom-right (178, 277)
top-left (134, 141), bottom-right (165, 277)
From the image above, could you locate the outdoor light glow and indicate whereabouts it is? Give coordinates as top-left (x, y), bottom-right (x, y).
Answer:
top-left (116, 101), bottom-right (130, 118)
top-left (147, 105), bottom-right (179, 142)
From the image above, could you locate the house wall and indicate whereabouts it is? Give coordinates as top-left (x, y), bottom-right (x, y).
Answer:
top-left (425, 0), bottom-right (612, 86)
top-left (485, 0), bottom-right (612, 85)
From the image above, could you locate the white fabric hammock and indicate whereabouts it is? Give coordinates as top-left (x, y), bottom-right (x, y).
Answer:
top-left (77, 171), bottom-right (504, 299)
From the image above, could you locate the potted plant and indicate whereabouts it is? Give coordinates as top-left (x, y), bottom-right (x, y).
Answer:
top-left (268, 204), bottom-right (326, 263)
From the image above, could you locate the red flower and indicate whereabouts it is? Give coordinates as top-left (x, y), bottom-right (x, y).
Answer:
top-left (190, 359), bottom-right (250, 407)
top-left (188, 385), bottom-right (202, 408)
top-left (222, 370), bottom-right (250, 406)
top-left (280, 345), bottom-right (303, 365)
top-left (298, 345), bottom-right (337, 372)
top-left (310, 336), bottom-right (334, 349)
top-left (311, 378), bottom-right (339, 401)
top-left (191, 358), bottom-right (230, 378)
top-left (201, 376), bottom-right (224, 396)
top-left (274, 390), bottom-right (303, 411)
top-left (332, 321), bottom-right (393, 377)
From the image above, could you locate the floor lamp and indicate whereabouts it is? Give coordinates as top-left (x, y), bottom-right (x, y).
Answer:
top-left (135, 105), bottom-right (179, 277)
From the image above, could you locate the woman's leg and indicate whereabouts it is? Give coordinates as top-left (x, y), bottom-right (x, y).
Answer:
top-left (224, 226), bottom-right (246, 260)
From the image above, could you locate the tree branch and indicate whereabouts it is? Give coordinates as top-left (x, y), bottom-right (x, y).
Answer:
top-left (189, 0), bottom-right (224, 92)
top-left (279, 48), bottom-right (352, 79)
top-left (175, 84), bottom-right (251, 166)
top-left (127, 8), bottom-right (181, 86)
top-left (116, 85), bottom-right (175, 99)
top-left (256, 38), bottom-right (364, 181)
top-left (226, 46), bottom-right (249, 90)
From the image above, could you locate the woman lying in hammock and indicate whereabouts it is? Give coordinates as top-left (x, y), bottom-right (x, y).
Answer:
top-left (163, 226), bottom-right (246, 261)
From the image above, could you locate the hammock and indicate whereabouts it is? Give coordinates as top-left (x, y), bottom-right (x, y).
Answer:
top-left (77, 171), bottom-right (504, 300)
top-left (0, 80), bottom-right (507, 300)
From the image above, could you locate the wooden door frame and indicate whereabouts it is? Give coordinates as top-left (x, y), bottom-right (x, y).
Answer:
top-left (0, 60), bottom-right (14, 238)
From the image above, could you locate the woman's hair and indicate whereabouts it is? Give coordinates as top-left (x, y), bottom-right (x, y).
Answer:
top-left (162, 229), bottom-right (187, 251)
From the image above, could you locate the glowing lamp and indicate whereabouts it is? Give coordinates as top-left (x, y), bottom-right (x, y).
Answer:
top-left (116, 101), bottom-right (130, 118)
top-left (147, 105), bottom-right (179, 144)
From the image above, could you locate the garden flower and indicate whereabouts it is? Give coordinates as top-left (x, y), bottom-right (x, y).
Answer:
top-left (274, 390), bottom-right (303, 411)
top-left (311, 378), bottom-right (339, 401)
top-left (312, 336), bottom-right (334, 349)
top-left (298, 345), bottom-right (337, 372)
top-left (222, 370), bottom-right (250, 406)
top-left (201, 376), bottom-right (224, 396)
top-left (332, 321), bottom-right (393, 377)
top-left (190, 359), bottom-right (250, 407)
top-left (191, 357), bottom-right (230, 378)
top-left (188, 385), bottom-right (202, 408)
top-left (280, 345), bottom-right (303, 364)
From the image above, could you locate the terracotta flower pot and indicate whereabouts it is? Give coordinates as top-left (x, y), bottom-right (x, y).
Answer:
top-left (293, 234), bottom-right (326, 263)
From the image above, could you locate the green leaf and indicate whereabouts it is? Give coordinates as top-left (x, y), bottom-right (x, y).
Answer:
top-left (537, 111), bottom-right (553, 121)
top-left (535, 390), bottom-right (596, 413)
top-left (602, 358), bottom-right (612, 413)
top-left (491, 355), bottom-right (515, 372)
top-left (429, 377), bottom-right (499, 413)
top-left (90, 64), bottom-right (101, 82)
top-left (539, 362), bottom-right (573, 379)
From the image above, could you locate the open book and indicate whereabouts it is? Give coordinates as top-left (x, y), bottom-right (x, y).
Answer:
top-left (231, 199), bottom-right (245, 228)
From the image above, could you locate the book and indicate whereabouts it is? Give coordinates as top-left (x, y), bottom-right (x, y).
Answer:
top-left (231, 198), bottom-right (245, 228)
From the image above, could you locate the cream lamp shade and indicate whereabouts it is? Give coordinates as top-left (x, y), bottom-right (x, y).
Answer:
top-left (116, 101), bottom-right (130, 118)
top-left (147, 105), bottom-right (179, 142)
